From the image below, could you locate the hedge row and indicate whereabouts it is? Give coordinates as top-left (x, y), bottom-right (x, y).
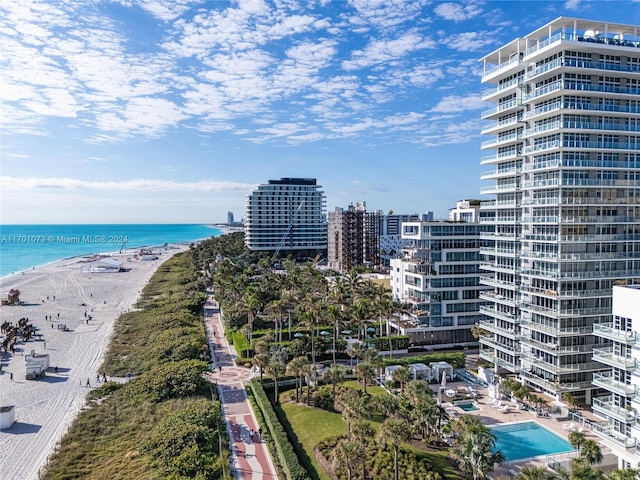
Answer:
top-left (232, 331), bottom-right (251, 359)
top-left (248, 379), bottom-right (310, 480)
top-left (381, 352), bottom-right (466, 369)
top-left (364, 335), bottom-right (409, 351)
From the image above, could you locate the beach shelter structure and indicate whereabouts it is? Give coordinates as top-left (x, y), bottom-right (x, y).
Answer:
top-left (384, 365), bottom-right (403, 382)
top-left (0, 406), bottom-right (16, 429)
top-left (81, 258), bottom-right (124, 273)
top-left (430, 361), bottom-right (454, 382)
top-left (409, 363), bottom-right (432, 381)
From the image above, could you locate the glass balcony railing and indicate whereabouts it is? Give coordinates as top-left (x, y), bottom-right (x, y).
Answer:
top-left (593, 323), bottom-right (639, 344)
top-left (592, 396), bottom-right (636, 424)
top-left (592, 371), bottom-right (638, 397)
top-left (592, 423), bottom-right (637, 449)
top-left (592, 347), bottom-right (637, 370)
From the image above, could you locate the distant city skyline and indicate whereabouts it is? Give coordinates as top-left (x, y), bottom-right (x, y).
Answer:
top-left (2, 1), bottom-right (639, 224)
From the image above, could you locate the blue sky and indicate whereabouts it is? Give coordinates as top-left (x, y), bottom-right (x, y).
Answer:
top-left (1, 0), bottom-right (639, 224)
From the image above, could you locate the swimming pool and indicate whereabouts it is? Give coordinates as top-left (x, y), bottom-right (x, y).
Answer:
top-left (491, 421), bottom-right (573, 462)
top-left (456, 402), bottom-right (480, 412)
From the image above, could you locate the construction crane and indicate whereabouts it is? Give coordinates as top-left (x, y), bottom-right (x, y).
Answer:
top-left (272, 199), bottom-right (305, 261)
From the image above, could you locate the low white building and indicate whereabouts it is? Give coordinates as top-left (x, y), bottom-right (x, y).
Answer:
top-left (591, 284), bottom-right (640, 469)
top-left (0, 406), bottom-right (16, 429)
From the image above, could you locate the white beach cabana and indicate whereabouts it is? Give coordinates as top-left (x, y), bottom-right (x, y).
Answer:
top-left (0, 406), bottom-right (16, 429)
top-left (81, 258), bottom-right (124, 273)
top-left (430, 361), bottom-right (454, 382)
top-left (385, 365), bottom-right (403, 382)
top-left (409, 363), bottom-right (432, 381)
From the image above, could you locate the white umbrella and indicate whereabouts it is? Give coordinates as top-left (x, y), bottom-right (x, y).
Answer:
top-left (441, 370), bottom-right (447, 388)
top-left (437, 386), bottom-right (442, 406)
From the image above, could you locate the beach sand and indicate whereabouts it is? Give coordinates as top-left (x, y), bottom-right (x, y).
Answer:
top-left (0, 245), bottom-right (188, 480)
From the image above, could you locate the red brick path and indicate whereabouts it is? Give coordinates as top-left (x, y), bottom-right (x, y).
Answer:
top-left (204, 297), bottom-right (279, 479)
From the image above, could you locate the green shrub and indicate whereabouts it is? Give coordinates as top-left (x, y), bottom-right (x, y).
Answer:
top-left (232, 332), bottom-right (251, 358)
top-left (364, 336), bottom-right (409, 351)
top-left (381, 352), bottom-right (465, 369)
top-left (124, 360), bottom-right (210, 403)
top-left (249, 379), bottom-right (310, 480)
top-left (144, 400), bottom-right (223, 479)
top-left (312, 385), bottom-right (335, 412)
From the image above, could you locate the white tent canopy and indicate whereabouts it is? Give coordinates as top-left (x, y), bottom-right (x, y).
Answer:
top-left (430, 361), bottom-right (454, 382)
top-left (409, 363), bottom-right (432, 381)
top-left (384, 365), bottom-right (403, 381)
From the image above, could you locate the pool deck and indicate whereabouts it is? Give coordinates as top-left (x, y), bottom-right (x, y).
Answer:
top-left (432, 380), bottom-right (615, 478)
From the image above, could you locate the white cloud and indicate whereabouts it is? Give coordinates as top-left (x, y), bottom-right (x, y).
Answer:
top-left (446, 31), bottom-right (496, 52)
top-left (434, 2), bottom-right (483, 22)
top-left (563, 0), bottom-right (581, 10)
top-left (430, 94), bottom-right (484, 112)
top-left (0, 176), bottom-right (256, 192)
top-left (342, 31), bottom-right (436, 70)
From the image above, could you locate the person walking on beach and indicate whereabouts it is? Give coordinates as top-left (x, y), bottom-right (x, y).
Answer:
top-left (86, 378), bottom-right (90, 387)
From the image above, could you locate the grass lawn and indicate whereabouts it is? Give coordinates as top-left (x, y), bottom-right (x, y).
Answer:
top-left (278, 383), bottom-right (461, 480)
top-left (279, 397), bottom-right (346, 480)
top-left (342, 380), bottom-right (386, 396)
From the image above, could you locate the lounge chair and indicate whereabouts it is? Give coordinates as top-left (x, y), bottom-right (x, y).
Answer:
top-left (498, 405), bottom-right (509, 413)
top-left (562, 422), bottom-right (576, 431)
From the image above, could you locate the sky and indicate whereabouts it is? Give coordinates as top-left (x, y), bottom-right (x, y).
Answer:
top-left (2, 0), bottom-right (639, 224)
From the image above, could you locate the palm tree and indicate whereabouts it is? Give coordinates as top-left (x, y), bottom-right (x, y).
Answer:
top-left (252, 353), bottom-right (270, 384)
top-left (378, 418), bottom-right (412, 480)
top-left (266, 357), bottom-right (286, 405)
top-left (335, 389), bottom-right (366, 438)
top-left (391, 365), bottom-right (412, 392)
top-left (331, 439), bottom-right (362, 480)
top-left (374, 391), bottom-right (400, 418)
top-left (449, 415), bottom-right (505, 480)
top-left (238, 291), bottom-right (260, 344)
top-left (579, 439), bottom-right (603, 466)
top-left (604, 468), bottom-right (640, 480)
top-left (355, 362), bottom-right (376, 395)
top-left (325, 302), bottom-right (343, 366)
top-left (324, 365), bottom-right (346, 402)
top-left (568, 430), bottom-right (587, 451)
top-left (515, 465), bottom-right (558, 480)
top-left (286, 356), bottom-right (308, 403)
top-left (352, 420), bottom-right (375, 480)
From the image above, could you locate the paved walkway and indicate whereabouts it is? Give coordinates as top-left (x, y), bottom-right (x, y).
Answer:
top-left (204, 295), bottom-right (279, 480)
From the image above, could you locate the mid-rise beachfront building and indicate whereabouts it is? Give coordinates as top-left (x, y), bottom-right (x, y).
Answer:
top-left (591, 284), bottom-right (640, 469)
top-left (478, 17), bottom-right (640, 403)
top-left (245, 178), bottom-right (327, 254)
top-left (389, 201), bottom-right (490, 349)
top-left (327, 202), bottom-right (381, 273)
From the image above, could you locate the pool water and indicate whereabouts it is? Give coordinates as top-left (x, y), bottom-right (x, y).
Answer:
top-left (457, 402), bottom-right (480, 412)
top-left (491, 421), bottom-right (573, 462)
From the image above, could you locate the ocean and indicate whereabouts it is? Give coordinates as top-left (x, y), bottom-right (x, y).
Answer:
top-left (0, 224), bottom-right (221, 278)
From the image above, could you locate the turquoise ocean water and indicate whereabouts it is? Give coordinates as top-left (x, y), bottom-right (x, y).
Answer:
top-left (0, 224), bottom-right (221, 278)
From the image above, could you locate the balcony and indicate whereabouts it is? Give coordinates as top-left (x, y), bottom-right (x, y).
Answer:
top-left (525, 100), bottom-right (640, 121)
top-left (593, 323), bottom-right (639, 344)
top-left (520, 370), bottom-right (592, 392)
top-left (480, 336), bottom-right (519, 355)
top-left (479, 291), bottom-right (518, 306)
top-left (592, 396), bottom-right (636, 424)
top-left (592, 423), bottom-right (637, 449)
top-left (480, 305), bottom-right (519, 324)
top-left (481, 98), bottom-right (521, 119)
top-left (478, 320), bottom-right (518, 340)
top-left (480, 167), bottom-right (521, 179)
top-left (478, 349), bottom-right (519, 373)
top-left (592, 371), bottom-right (638, 397)
top-left (593, 348), bottom-right (638, 371)
top-left (520, 352), bottom-right (602, 374)
top-left (481, 132), bottom-right (524, 149)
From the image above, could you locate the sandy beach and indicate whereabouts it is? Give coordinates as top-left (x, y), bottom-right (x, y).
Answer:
top-left (0, 245), bottom-right (188, 480)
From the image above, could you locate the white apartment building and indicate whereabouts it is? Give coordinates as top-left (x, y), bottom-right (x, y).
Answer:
top-left (390, 210), bottom-right (489, 349)
top-left (478, 17), bottom-right (640, 403)
top-left (591, 284), bottom-right (640, 469)
top-left (245, 178), bottom-right (327, 253)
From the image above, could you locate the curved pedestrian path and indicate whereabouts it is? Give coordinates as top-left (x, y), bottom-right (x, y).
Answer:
top-left (204, 294), bottom-right (278, 480)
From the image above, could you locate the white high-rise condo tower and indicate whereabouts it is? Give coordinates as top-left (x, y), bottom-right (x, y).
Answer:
top-left (478, 17), bottom-right (640, 404)
top-left (245, 178), bottom-right (327, 254)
